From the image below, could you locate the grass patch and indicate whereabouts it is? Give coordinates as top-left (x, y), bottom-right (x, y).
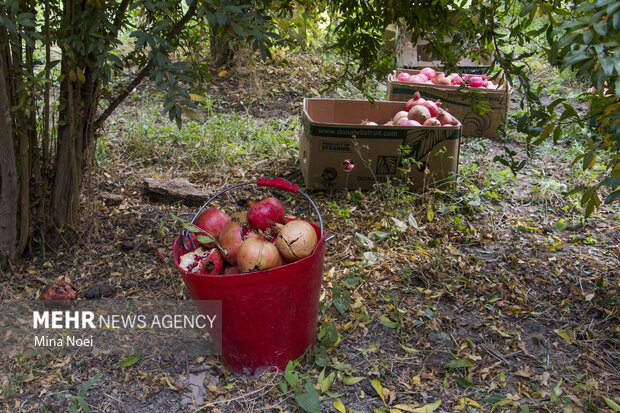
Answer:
top-left (98, 94), bottom-right (299, 174)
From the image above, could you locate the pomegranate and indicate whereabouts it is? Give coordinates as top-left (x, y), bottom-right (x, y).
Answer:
top-left (247, 197), bottom-right (285, 231)
top-left (392, 110), bottom-right (409, 124)
top-left (343, 159), bottom-right (355, 171)
top-left (437, 110), bottom-right (458, 126)
top-left (396, 72), bottom-right (411, 82)
top-left (398, 119), bottom-right (422, 126)
top-left (419, 67), bottom-right (436, 80)
top-left (193, 208), bottom-right (230, 246)
top-left (237, 237), bottom-right (282, 272)
top-left (469, 76), bottom-right (484, 88)
top-left (223, 265), bottom-right (241, 275)
top-left (423, 118), bottom-right (441, 126)
top-left (408, 74), bottom-right (428, 83)
top-left (408, 105), bottom-right (431, 124)
top-left (180, 246), bottom-right (224, 275)
top-left (421, 100), bottom-right (441, 117)
top-left (275, 220), bottom-right (318, 262)
top-left (433, 73), bottom-right (452, 85)
top-left (450, 74), bottom-right (465, 86)
top-left (41, 280), bottom-right (78, 306)
top-left (404, 92), bottom-right (425, 111)
top-left (217, 220), bottom-right (256, 265)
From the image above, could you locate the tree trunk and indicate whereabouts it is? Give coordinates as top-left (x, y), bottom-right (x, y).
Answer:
top-left (12, 36), bottom-right (31, 254)
top-left (0, 52), bottom-right (19, 266)
top-left (51, 64), bottom-right (82, 232)
top-left (210, 32), bottom-right (235, 68)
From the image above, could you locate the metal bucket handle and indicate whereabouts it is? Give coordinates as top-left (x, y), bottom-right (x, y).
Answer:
top-left (180, 178), bottom-right (324, 252)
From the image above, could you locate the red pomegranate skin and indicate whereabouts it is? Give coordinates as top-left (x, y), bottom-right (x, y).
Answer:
top-left (193, 208), bottom-right (230, 246)
top-left (247, 197), bottom-right (285, 231)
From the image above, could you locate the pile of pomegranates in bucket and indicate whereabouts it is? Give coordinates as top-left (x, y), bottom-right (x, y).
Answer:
top-left (395, 67), bottom-right (505, 89)
top-left (178, 197), bottom-right (318, 276)
top-left (371, 91), bottom-right (458, 127)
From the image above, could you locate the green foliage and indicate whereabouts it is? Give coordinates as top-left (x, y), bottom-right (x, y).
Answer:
top-left (50, 372), bottom-right (102, 413)
top-left (103, 94), bottom-right (298, 171)
top-left (322, 0), bottom-right (619, 215)
top-left (202, 0), bottom-right (278, 60)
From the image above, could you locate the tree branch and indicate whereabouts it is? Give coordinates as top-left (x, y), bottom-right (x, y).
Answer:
top-left (94, 0), bottom-right (198, 130)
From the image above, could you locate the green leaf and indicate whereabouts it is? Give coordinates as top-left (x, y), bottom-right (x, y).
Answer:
top-left (195, 234), bottom-right (216, 245)
top-left (599, 177), bottom-right (620, 188)
top-left (555, 219), bottom-right (567, 232)
top-left (370, 379), bottom-right (385, 403)
top-left (553, 329), bottom-right (573, 342)
top-left (443, 359), bottom-right (475, 370)
top-left (484, 394), bottom-right (506, 404)
top-left (78, 372), bottom-right (102, 398)
top-left (318, 324), bottom-right (339, 348)
top-left (333, 286), bottom-right (351, 315)
top-left (605, 189), bottom-right (620, 204)
top-left (343, 376), bottom-right (365, 385)
top-left (455, 376), bottom-right (475, 389)
top-left (294, 380), bottom-right (320, 413)
top-left (76, 396), bottom-right (91, 413)
top-left (334, 400), bottom-right (347, 413)
top-left (427, 205), bottom-right (434, 222)
top-left (582, 151), bottom-right (596, 170)
top-left (519, 3), bottom-right (536, 16)
top-left (118, 354), bottom-right (141, 368)
top-left (319, 370), bottom-right (336, 394)
top-left (314, 344), bottom-right (329, 367)
top-left (378, 315), bottom-right (399, 329)
top-left (215, 10), bottom-right (227, 27)
top-left (603, 396), bottom-right (620, 411)
top-left (424, 400), bottom-right (442, 412)
top-left (284, 361), bottom-right (299, 388)
top-left (343, 277), bottom-right (361, 288)
top-left (169, 213), bottom-right (202, 233)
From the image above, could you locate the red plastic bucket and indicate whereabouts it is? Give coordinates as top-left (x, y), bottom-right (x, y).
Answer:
top-left (172, 179), bottom-right (327, 374)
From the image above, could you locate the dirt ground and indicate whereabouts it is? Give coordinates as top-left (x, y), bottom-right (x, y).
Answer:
top-left (1, 58), bottom-right (619, 413)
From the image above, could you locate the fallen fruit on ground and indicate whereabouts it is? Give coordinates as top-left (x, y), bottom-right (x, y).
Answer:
top-left (40, 280), bottom-right (79, 305)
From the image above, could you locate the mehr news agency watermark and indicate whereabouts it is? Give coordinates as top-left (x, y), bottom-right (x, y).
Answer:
top-left (31, 310), bottom-right (217, 348)
top-left (1, 300), bottom-right (222, 355)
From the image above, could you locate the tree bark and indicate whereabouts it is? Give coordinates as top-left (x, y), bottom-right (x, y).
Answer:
top-left (51, 59), bottom-right (81, 231)
top-left (13, 35), bottom-right (31, 254)
top-left (43, 0), bottom-right (51, 168)
top-left (0, 52), bottom-right (19, 266)
top-left (210, 32), bottom-right (235, 69)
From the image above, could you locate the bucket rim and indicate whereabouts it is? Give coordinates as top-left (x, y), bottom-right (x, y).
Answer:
top-left (173, 228), bottom-right (327, 281)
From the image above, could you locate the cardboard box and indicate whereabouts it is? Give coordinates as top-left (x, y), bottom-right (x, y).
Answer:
top-left (299, 98), bottom-right (462, 191)
top-left (395, 29), bottom-right (492, 74)
top-left (387, 69), bottom-right (510, 138)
